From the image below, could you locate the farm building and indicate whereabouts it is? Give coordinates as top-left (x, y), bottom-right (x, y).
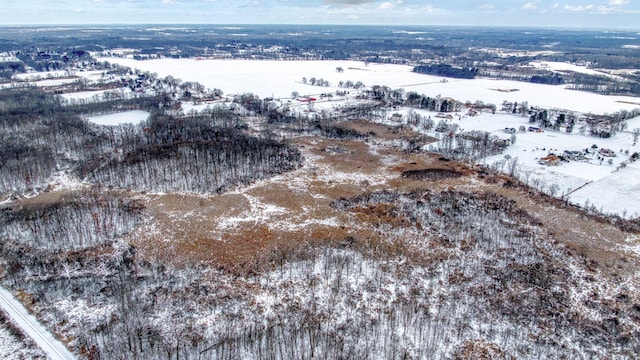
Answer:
top-left (539, 154), bottom-right (561, 166)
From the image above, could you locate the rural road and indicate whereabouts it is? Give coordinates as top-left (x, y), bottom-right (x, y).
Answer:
top-left (0, 286), bottom-right (75, 360)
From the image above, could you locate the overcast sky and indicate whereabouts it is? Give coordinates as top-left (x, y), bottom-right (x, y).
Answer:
top-left (1, 0), bottom-right (639, 29)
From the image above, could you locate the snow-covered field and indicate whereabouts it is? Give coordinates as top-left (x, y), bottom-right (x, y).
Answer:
top-left (568, 167), bottom-right (640, 216)
top-left (94, 57), bottom-right (640, 217)
top-left (528, 61), bottom-right (627, 81)
top-left (60, 88), bottom-right (132, 102)
top-left (1, 70), bottom-right (114, 91)
top-left (86, 110), bottom-right (150, 126)
top-left (98, 57), bottom-right (640, 114)
top-left (12, 69), bottom-right (106, 82)
top-left (0, 78), bottom-right (80, 89)
top-left (60, 89), bottom-right (111, 102)
top-left (12, 70), bottom-right (70, 80)
top-left (383, 107), bottom-right (639, 216)
top-left (9, 57), bottom-right (635, 217)
top-left (468, 111), bottom-right (640, 217)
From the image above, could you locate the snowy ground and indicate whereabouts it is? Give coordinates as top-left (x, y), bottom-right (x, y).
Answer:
top-left (12, 69), bottom-right (106, 82)
top-left (98, 57), bottom-right (640, 114)
top-left (0, 78), bottom-right (80, 89)
top-left (0, 323), bottom-right (46, 360)
top-left (568, 167), bottom-right (640, 217)
top-left (527, 61), bottom-right (628, 81)
top-left (2, 69), bottom-right (115, 91)
top-left (423, 110), bottom-right (640, 217)
top-left (0, 287), bottom-right (74, 360)
top-left (14, 57), bottom-right (640, 217)
top-left (60, 88), bottom-right (132, 102)
top-left (100, 56), bottom-right (638, 217)
top-left (86, 110), bottom-right (150, 126)
top-left (12, 70), bottom-right (70, 80)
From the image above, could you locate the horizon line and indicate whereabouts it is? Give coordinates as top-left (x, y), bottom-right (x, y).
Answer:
top-left (0, 23), bottom-right (639, 32)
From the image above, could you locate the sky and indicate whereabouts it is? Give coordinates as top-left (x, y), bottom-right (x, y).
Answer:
top-left (1, 0), bottom-right (639, 29)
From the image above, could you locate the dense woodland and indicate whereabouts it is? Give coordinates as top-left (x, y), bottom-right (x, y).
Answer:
top-left (0, 89), bottom-right (301, 195)
top-left (413, 64), bottom-right (478, 79)
top-left (81, 113), bottom-right (300, 193)
top-left (2, 189), bottom-right (638, 359)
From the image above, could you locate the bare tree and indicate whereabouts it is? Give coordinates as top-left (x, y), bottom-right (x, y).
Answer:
top-left (632, 128), bottom-right (640, 146)
top-left (507, 156), bottom-right (519, 177)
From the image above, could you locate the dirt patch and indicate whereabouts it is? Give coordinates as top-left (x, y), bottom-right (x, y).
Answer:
top-left (13, 190), bottom-right (75, 209)
top-left (117, 118), bottom-right (639, 280)
top-left (401, 168), bottom-right (463, 181)
top-left (338, 119), bottom-right (436, 143)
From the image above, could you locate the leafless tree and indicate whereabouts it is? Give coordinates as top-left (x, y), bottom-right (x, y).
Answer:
top-left (632, 128), bottom-right (640, 146)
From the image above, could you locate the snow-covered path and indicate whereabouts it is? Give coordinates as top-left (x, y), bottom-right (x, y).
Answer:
top-left (0, 286), bottom-right (75, 360)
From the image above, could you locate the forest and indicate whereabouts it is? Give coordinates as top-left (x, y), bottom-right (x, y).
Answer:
top-left (0, 88), bottom-right (301, 195)
top-left (3, 184), bottom-right (638, 359)
top-left (413, 65), bottom-right (478, 79)
top-left (0, 26), bottom-right (639, 358)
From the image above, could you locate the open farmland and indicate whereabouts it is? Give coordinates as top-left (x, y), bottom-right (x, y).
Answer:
top-left (98, 57), bottom-right (640, 114)
top-left (86, 110), bottom-right (150, 126)
top-left (93, 57), bottom-right (640, 216)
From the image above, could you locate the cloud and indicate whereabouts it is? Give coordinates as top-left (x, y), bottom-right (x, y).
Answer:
top-left (378, 2), bottom-right (395, 10)
top-left (421, 4), bottom-right (447, 13)
top-left (324, 0), bottom-right (374, 5)
top-left (522, 1), bottom-right (539, 10)
top-left (563, 4), bottom-right (620, 14)
top-left (564, 4), bottom-right (593, 11)
top-left (608, 0), bottom-right (628, 5)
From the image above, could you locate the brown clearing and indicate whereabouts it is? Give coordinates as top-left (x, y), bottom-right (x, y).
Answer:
top-left (130, 119), bottom-right (638, 280)
top-left (15, 119), bottom-right (640, 279)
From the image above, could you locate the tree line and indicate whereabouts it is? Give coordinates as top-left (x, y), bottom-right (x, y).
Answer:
top-left (0, 88), bottom-right (302, 195)
top-left (82, 114), bottom-right (301, 193)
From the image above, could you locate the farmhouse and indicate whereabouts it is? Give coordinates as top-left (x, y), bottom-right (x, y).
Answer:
top-left (436, 113), bottom-right (453, 119)
top-left (539, 154), bottom-right (561, 166)
top-left (564, 150), bottom-right (586, 161)
top-left (599, 148), bottom-right (617, 157)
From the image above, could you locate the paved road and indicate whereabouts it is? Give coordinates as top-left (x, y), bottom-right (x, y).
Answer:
top-left (0, 286), bottom-right (75, 360)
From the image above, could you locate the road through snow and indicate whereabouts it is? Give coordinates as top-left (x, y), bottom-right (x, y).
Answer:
top-left (0, 286), bottom-right (75, 360)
